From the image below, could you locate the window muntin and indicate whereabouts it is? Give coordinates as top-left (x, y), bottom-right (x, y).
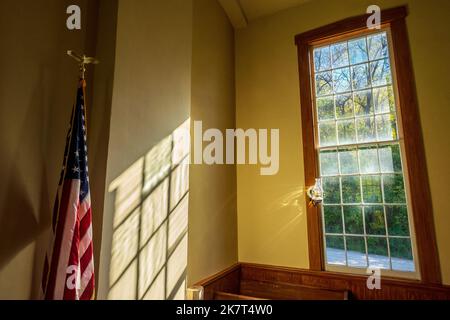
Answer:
top-left (311, 30), bottom-right (418, 275)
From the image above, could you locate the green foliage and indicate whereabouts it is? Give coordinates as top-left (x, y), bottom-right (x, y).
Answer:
top-left (324, 206), bottom-right (342, 233)
top-left (344, 206), bottom-right (363, 234)
top-left (323, 177), bottom-right (340, 204)
top-left (362, 175), bottom-right (382, 203)
top-left (368, 237), bottom-right (388, 256)
top-left (346, 236), bottom-right (365, 253)
top-left (386, 206), bottom-right (410, 236)
top-left (326, 236), bottom-right (344, 250)
top-left (364, 206), bottom-right (386, 235)
top-left (341, 176), bottom-right (361, 203)
top-left (390, 238), bottom-right (413, 260)
top-left (383, 174), bottom-right (406, 203)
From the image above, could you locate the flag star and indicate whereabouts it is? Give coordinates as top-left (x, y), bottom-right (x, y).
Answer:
top-left (72, 166), bottom-right (80, 173)
top-left (74, 150), bottom-right (80, 158)
top-left (80, 190), bottom-right (85, 196)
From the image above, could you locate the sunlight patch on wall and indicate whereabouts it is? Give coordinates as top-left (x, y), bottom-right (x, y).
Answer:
top-left (107, 119), bottom-right (190, 300)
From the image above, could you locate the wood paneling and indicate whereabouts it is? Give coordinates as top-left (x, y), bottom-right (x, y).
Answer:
top-left (240, 279), bottom-right (348, 300)
top-left (294, 5), bottom-right (442, 284)
top-left (214, 291), bottom-right (266, 300)
top-left (241, 263), bottom-right (450, 300)
top-left (195, 263), bottom-right (450, 300)
top-left (194, 263), bottom-right (240, 300)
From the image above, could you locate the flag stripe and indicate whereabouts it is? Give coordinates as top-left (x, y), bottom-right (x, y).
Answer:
top-left (54, 180), bottom-right (80, 300)
top-left (79, 206), bottom-right (92, 238)
top-left (79, 195), bottom-right (91, 221)
top-left (79, 223), bottom-right (92, 259)
top-left (63, 214), bottom-right (81, 300)
top-left (45, 179), bottom-right (76, 299)
top-left (80, 242), bottom-right (93, 272)
top-left (80, 269), bottom-right (94, 300)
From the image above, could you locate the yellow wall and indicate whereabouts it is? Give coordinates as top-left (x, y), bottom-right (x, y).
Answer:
top-left (0, 0), bottom-right (101, 299)
top-left (235, 0), bottom-right (450, 284)
top-left (97, 0), bottom-right (193, 299)
top-left (189, 0), bottom-right (238, 285)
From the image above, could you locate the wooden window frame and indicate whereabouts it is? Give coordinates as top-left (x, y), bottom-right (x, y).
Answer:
top-left (295, 6), bottom-right (441, 284)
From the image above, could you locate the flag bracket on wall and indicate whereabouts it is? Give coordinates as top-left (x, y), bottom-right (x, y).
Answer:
top-left (67, 50), bottom-right (99, 79)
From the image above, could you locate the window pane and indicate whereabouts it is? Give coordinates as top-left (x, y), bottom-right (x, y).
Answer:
top-left (333, 67), bottom-right (351, 93)
top-left (339, 148), bottom-right (359, 174)
top-left (362, 175), bottom-right (382, 203)
top-left (314, 32), bottom-right (416, 274)
top-left (323, 177), bottom-right (341, 204)
top-left (356, 116), bottom-right (376, 143)
top-left (341, 176), bottom-right (361, 203)
top-left (337, 120), bottom-right (356, 145)
top-left (326, 235), bottom-right (346, 265)
top-left (379, 144), bottom-right (402, 173)
top-left (348, 38), bottom-right (368, 64)
top-left (315, 71), bottom-right (333, 96)
top-left (324, 206), bottom-right (343, 233)
top-left (368, 32), bottom-right (388, 60)
top-left (346, 236), bottom-right (367, 267)
top-left (354, 89), bottom-right (373, 116)
top-left (390, 238), bottom-right (413, 260)
top-left (370, 58), bottom-right (392, 86)
top-left (331, 42), bottom-right (349, 68)
top-left (389, 238), bottom-right (414, 271)
top-left (319, 121), bottom-right (337, 147)
top-left (367, 237), bottom-right (390, 269)
top-left (320, 149), bottom-right (339, 176)
top-left (351, 64), bottom-right (371, 90)
top-left (373, 86), bottom-right (395, 114)
top-left (364, 206), bottom-right (386, 235)
top-left (358, 146), bottom-right (379, 174)
top-left (314, 46), bottom-right (331, 72)
top-left (383, 174), bottom-right (406, 203)
top-left (344, 206), bottom-right (364, 234)
top-left (335, 93), bottom-right (353, 118)
top-left (386, 205), bottom-right (410, 236)
top-left (317, 96), bottom-right (335, 121)
top-left (376, 114), bottom-right (397, 141)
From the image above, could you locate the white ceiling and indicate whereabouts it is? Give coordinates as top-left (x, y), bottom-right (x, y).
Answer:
top-left (218, 0), bottom-right (310, 28)
top-left (240, 0), bottom-right (310, 21)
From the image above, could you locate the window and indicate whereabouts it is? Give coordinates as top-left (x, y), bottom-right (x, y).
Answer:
top-left (295, 7), bottom-right (441, 283)
top-left (313, 30), bottom-right (416, 275)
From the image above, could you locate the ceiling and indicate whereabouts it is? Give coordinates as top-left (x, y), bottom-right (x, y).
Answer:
top-left (218, 0), bottom-right (311, 28)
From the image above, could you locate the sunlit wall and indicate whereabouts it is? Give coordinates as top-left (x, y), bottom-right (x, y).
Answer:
top-left (96, 0), bottom-right (193, 299)
top-left (107, 120), bottom-right (190, 300)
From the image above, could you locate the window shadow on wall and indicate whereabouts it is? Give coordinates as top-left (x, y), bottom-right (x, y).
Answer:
top-left (107, 119), bottom-right (190, 300)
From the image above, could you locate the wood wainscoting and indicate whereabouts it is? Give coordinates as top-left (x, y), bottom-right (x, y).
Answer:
top-left (195, 263), bottom-right (450, 300)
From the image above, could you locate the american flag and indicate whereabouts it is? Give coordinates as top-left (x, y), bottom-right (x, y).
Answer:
top-left (41, 79), bottom-right (95, 300)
